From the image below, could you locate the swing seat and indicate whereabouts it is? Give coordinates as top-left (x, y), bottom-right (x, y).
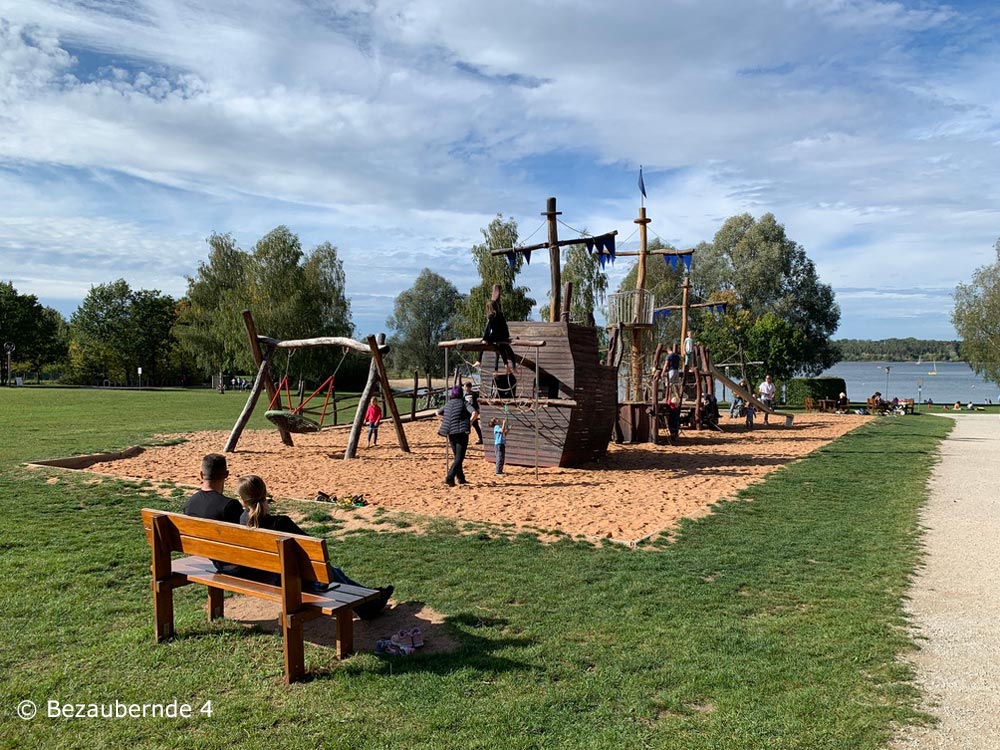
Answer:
top-left (266, 410), bottom-right (321, 434)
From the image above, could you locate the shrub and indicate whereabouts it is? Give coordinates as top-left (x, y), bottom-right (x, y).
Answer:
top-left (785, 377), bottom-right (848, 406)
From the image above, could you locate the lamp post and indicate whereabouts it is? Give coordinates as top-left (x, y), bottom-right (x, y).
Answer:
top-left (917, 377), bottom-right (923, 409)
top-left (3, 343), bottom-right (14, 387)
top-left (884, 366), bottom-right (891, 397)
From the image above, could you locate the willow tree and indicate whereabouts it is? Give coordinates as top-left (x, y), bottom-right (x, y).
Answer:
top-left (953, 238), bottom-right (1000, 385)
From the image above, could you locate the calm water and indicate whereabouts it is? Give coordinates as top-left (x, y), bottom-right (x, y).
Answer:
top-left (819, 361), bottom-right (999, 404)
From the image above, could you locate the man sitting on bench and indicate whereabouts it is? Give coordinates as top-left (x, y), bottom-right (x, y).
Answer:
top-left (184, 453), bottom-right (243, 571)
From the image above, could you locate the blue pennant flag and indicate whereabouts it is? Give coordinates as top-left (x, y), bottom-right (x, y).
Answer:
top-left (653, 308), bottom-right (670, 321)
top-left (505, 251), bottom-right (516, 270)
top-left (585, 238), bottom-right (595, 254)
top-left (523, 249), bottom-right (531, 265)
top-left (681, 254), bottom-right (692, 272)
top-left (607, 235), bottom-right (616, 258)
top-left (663, 255), bottom-right (678, 270)
top-left (598, 252), bottom-right (606, 269)
top-left (638, 165), bottom-right (646, 199)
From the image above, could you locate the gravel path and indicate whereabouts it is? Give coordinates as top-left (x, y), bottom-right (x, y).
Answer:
top-left (892, 414), bottom-right (1000, 749)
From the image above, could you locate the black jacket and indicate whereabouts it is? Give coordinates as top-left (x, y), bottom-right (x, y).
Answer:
top-left (438, 398), bottom-right (473, 436)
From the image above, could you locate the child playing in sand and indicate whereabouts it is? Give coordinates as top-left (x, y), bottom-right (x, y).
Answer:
top-left (235, 474), bottom-right (393, 618)
top-left (745, 402), bottom-right (756, 429)
top-left (490, 411), bottom-right (510, 475)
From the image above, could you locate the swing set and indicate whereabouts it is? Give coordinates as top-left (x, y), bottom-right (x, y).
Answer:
top-left (263, 348), bottom-right (348, 433)
top-left (224, 310), bottom-right (410, 458)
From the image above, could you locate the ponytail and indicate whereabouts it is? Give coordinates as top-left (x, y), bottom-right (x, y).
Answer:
top-left (236, 475), bottom-right (268, 528)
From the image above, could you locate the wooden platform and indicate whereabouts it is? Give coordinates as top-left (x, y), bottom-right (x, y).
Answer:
top-left (477, 320), bottom-right (617, 468)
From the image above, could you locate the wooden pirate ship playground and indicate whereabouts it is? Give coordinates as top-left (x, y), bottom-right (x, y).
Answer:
top-left (439, 198), bottom-right (619, 469)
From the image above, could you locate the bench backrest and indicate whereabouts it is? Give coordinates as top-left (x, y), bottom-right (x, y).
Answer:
top-left (141, 508), bottom-right (332, 585)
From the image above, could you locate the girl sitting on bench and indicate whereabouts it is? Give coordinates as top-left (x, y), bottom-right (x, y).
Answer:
top-left (236, 475), bottom-right (393, 619)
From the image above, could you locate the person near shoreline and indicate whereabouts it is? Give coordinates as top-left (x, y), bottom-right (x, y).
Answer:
top-left (758, 375), bottom-right (776, 425)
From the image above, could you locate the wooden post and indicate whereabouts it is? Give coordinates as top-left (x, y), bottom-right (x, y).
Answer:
top-left (694, 345), bottom-right (704, 430)
top-left (560, 281), bottom-right (573, 322)
top-left (411, 369), bottom-right (418, 420)
top-left (544, 197), bottom-right (562, 323)
top-left (345, 336), bottom-right (381, 460)
top-left (367, 334), bottom-right (410, 453)
top-left (151, 516), bottom-right (175, 641)
top-left (679, 276), bottom-right (691, 369)
top-left (332, 387), bottom-right (338, 425)
top-left (243, 310), bottom-right (292, 447)
top-left (224, 346), bottom-right (274, 453)
top-left (277, 538), bottom-right (305, 684)
top-left (631, 206), bottom-right (652, 403)
top-left (650, 371), bottom-right (660, 445)
top-left (425, 372), bottom-right (432, 408)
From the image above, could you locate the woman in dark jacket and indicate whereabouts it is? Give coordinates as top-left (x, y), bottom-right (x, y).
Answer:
top-left (438, 385), bottom-right (476, 486)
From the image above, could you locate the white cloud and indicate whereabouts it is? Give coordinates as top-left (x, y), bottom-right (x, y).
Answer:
top-left (0, 0), bottom-right (998, 341)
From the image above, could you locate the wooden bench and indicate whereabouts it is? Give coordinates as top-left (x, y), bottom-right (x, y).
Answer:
top-left (141, 509), bottom-right (380, 684)
top-left (899, 398), bottom-right (915, 414)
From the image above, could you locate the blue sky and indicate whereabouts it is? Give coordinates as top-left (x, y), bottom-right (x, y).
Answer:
top-left (1, 0), bottom-right (998, 341)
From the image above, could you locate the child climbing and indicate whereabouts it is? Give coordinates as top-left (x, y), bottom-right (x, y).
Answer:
top-left (473, 295), bottom-right (516, 374)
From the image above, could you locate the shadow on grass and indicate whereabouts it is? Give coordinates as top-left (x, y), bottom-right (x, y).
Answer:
top-left (173, 599), bottom-right (534, 680)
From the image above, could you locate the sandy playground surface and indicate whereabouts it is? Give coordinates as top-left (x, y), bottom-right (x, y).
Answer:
top-left (81, 412), bottom-right (869, 544)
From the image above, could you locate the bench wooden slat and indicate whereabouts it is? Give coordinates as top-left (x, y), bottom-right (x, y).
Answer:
top-left (172, 557), bottom-right (380, 610)
top-left (142, 510), bottom-right (331, 582)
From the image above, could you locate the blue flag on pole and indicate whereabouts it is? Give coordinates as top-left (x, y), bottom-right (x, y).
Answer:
top-left (638, 165), bottom-right (646, 199)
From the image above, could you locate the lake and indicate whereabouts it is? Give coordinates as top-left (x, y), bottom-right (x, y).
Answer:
top-left (818, 361), bottom-right (999, 405)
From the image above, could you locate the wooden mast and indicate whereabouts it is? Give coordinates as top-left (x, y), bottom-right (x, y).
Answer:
top-left (544, 197), bottom-right (562, 323)
top-left (630, 206), bottom-right (651, 401)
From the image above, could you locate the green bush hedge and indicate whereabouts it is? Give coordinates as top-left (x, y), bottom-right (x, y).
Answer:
top-left (785, 377), bottom-right (848, 406)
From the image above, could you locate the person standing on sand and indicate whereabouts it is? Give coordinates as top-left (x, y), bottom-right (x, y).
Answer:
top-left (758, 374), bottom-right (776, 425)
top-left (491, 412), bottom-right (509, 475)
top-left (365, 397), bottom-right (382, 447)
top-left (438, 386), bottom-right (475, 486)
top-left (464, 382), bottom-right (483, 445)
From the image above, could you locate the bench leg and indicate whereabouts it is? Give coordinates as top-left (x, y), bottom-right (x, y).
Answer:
top-left (336, 609), bottom-right (354, 658)
top-left (207, 587), bottom-right (224, 621)
top-left (153, 580), bottom-right (175, 641)
top-left (282, 616), bottom-right (306, 684)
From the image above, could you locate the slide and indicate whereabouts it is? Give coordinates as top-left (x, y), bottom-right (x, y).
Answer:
top-left (709, 364), bottom-right (794, 426)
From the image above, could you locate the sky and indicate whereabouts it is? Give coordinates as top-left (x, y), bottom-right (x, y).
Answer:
top-left (1, 0), bottom-right (998, 341)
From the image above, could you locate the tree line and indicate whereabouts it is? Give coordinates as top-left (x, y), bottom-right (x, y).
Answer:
top-left (2, 210), bottom-right (846, 389)
top-left (833, 338), bottom-right (962, 363)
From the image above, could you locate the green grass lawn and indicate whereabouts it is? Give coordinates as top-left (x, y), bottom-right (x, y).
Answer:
top-left (0, 388), bottom-right (951, 749)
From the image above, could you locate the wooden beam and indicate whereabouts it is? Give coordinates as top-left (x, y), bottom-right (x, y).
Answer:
top-left (367, 334), bottom-right (410, 453)
top-left (615, 248), bottom-right (694, 257)
top-left (654, 301), bottom-right (722, 312)
top-left (243, 310), bottom-right (292, 446)
top-left (344, 336), bottom-right (381, 460)
top-left (438, 337), bottom-right (547, 349)
top-left (488, 230), bottom-right (619, 257)
top-left (258, 336), bottom-right (386, 353)
top-left (224, 345), bottom-right (274, 453)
